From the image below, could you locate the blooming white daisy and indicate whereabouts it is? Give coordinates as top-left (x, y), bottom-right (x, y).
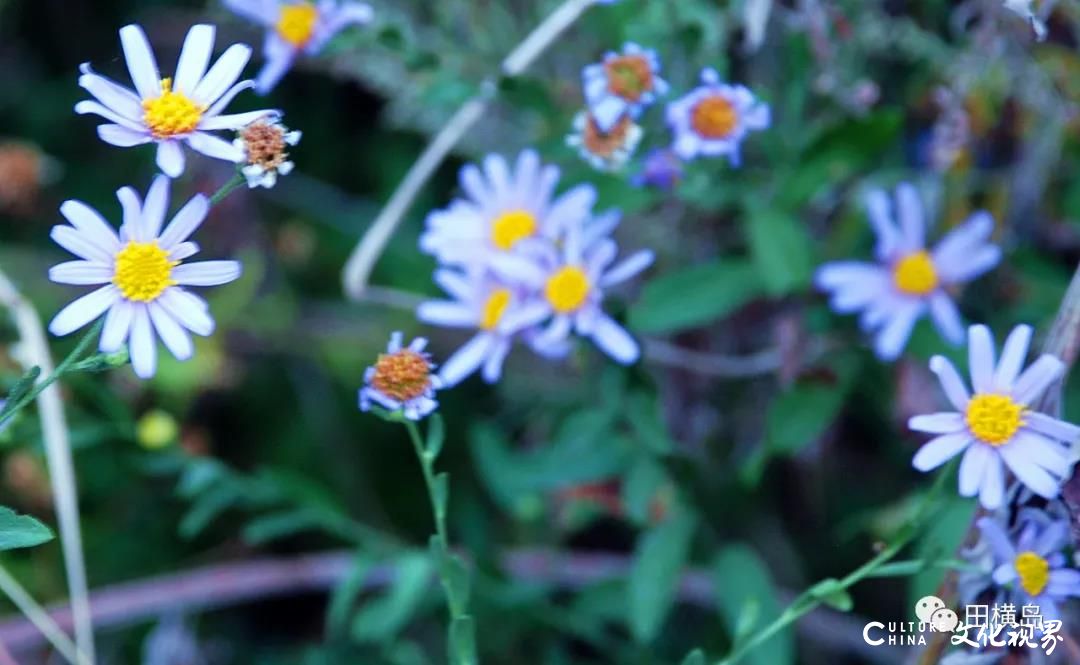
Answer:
top-left (582, 42), bottom-right (669, 132)
top-left (815, 183), bottom-right (1001, 360)
top-left (224, 0), bottom-right (374, 94)
top-left (359, 332), bottom-right (440, 421)
top-left (488, 214), bottom-right (654, 365)
top-left (977, 512), bottom-right (1080, 621)
top-left (419, 150), bottom-right (598, 268)
top-left (77, 24), bottom-right (276, 178)
top-left (48, 176), bottom-right (242, 379)
top-left (417, 269), bottom-right (550, 387)
top-left (566, 110), bottom-right (643, 172)
top-left (234, 116), bottom-right (301, 188)
top-left (909, 324), bottom-right (1080, 509)
top-left (666, 68), bottom-right (770, 164)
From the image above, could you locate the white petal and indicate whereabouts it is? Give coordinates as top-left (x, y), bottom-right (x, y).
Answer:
top-left (416, 301), bottom-right (476, 328)
top-left (97, 124), bottom-right (152, 147)
top-left (49, 285), bottom-right (119, 336)
top-left (991, 324), bottom-right (1033, 392)
top-left (172, 261), bottom-right (242, 286)
top-left (912, 431), bottom-right (972, 471)
top-left (193, 44), bottom-right (252, 105)
top-left (999, 442), bottom-right (1062, 499)
top-left (158, 195), bottom-right (209, 249)
top-left (75, 100), bottom-right (144, 131)
top-left (186, 132), bottom-right (244, 162)
top-left (438, 334), bottom-right (495, 387)
top-left (978, 454), bottom-right (1005, 509)
top-left (872, 301), bottom-right (922, 360)
top-left (931, 211), bottom-right (994, 268)
top-left (140, 175), bottom-right (170, 241)
top-left (498, 301), bottom-right (550, 335)
top-left (59, 200), bottom-right (121, 251)
top-left (488, 254), bottom-right (547, 288)
top-left (198, 110), bottom-right (276, 131)
top-left (967, 324), bottom-right (996, 394)
top-left (157, 288), bottom-right (214, 336)
top-left (600, 250), bottom-right (654, 288)
top-left (49, 261), bottom-right (112, 286)
top-left (545, 185), bottom-right (597, 238)
top-left (1012, 355), bottom-right (1064, 405)
top-left (78, 70), bottom-right (143, 119)
top-left (253, 50), bottom-right (295, 96)
top-left (170, 241), bottom-right (200, 261)
top-left (148, 302), bottom-right (194, 361)
top-left (590, 314), bottom-right (639, 364)
top-left (937, 246), bottom-right (1001, 285)
top-left (223, 0), bottom-right (278, 24)
top-left (1025, 412), bottom-right (1080, 445)
top-left (909, 412), bottom-right (966, 435)
top-left (927, 292), bottom-right (964, 346)
top-left (207, 80), bottom-right (256, 117)
top-left (174, 25), bottom-right (215, 96)
top-left (864, 188), bottom-right (900, 261)
top-left (156, 141), bottom-right (186, 178)
top-left (481, 337), bottom-right (511, 383)
top-left (117, 186), bottom-right (142, 235)
top-left (894, 183), bottom-right (925, 251)
top-left (958, 443), bottom-right (991, 497)
top-left (100, 300), bottom-right (134, 353)
top-left (929, 355), bottom-right (970, 410)
top-left (128, 305), bottom-right (157, 379)
top-left (51, 226), bottom-right (114, 263)
top-left (1012, 430), bottom-right (1073, 473)
top-left (119, 25), bottom-right (161, 99)
top-left (432, 269), bottom-right (475, 301)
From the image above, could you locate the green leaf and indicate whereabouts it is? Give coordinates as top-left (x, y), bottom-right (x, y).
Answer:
top-left (745, 207), bottom-right (814, 296)
top-left (327, 555), bottom-right (374, 636)
top-left (680, 650), bottom-right (707, 665)
top-left (430, 536), bottom-right (470, 615)
top-left (628, 259), bottom-right (764, 334)
top-left (448, 616), bottom-right (478, 665)
top-left (621, 456), bottom-right (668, 525)
top-left (426, 414), bottom-right (446, 460)
top-left (714, 545), bottom-right (794, 665)
top-left (624, 391), bottom-right (674, 454)
top-left (352, 553), bottom-right (432, 643)
top-left (241, 509), bottom-right (322, 545)
top-left (0, 506), bottom-right (53, 551)
top-left (808, 578), bottom-right (854, 612)
top-left (764, 354), bottom-right (859, 457)
top-left (433, 472), bottom-right (449, 523)
top-left (908, 496), bottom-right (978, 609)
top-left (627, 511), bottom-right (696, 643)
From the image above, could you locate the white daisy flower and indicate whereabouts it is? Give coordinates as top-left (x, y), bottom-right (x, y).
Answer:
top-left (582, 42), bottom-right (669, 132)
top-left (419, 150), bottom-right (598, 268)
top-left (417, 269), bottom-right (550, 387)
top-left (224, 0), bottom-right (374, 94)
top-left (566, 110), bottom-right (643, 172)
top-left (359, 332), bottom-right (440, 421)
top-left (47, 176), bottom-right (242, 379)
top-left (489, 214), bottom-right (654, 365)
top-left (909, 324), bottom-right (1080, 510)
top-left (77, 24), bottom-right (275, 178)
top-left (815, 183), bottom-right (1001, 360)
top-left (234, 116), bottom-right (301, 188)
top-left (666, 68), bottom-right (770, 164)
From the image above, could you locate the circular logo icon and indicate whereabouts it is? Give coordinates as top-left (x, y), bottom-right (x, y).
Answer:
top-left (914, 595), bottom-right (946, 623)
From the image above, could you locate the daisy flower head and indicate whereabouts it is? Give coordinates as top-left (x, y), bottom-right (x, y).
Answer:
top-left (815, 183), bottom-right (1001, 360)
top-left (417, 269), bottom-right (551, 387)
top-left (234, 116), bottom-right (301, 188)
top-left (910, 324), bottom-right (1080, 509)
top-left (77, 24), bottom-right (277, 178)
top-left (582, 42), bottom-right (669, 132)
top-left (566, 110), bottom-right (643, 172)
top-left (977, 512), bottom-right (1080, 621)
top-left (48, 176), bottom-right (242, 379)
top-left (359, 332), bottom-right (441, 421)
top-left (666, 68), bottom-right (770, 164)
top-left (490, 212), bottom-right (654, 365)
top-left (419, 150), bottom-right (598, 268)
top-left (224, 0), bottom-right (374, 94)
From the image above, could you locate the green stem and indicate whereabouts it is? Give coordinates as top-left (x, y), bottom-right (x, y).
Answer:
top-left (0, 320), bottom-right (104, 426)
top-left (405, 421), bottom-right (449, 547)
top-left (209, 173), bottom-right (247, 206)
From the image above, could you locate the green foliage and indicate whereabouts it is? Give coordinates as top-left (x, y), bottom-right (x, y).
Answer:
top-left (0, 506), bottom-right (53, 551)
top-left (627, 511), bottom-right (697, 643)
top-left (714, 546), bottom-right (794, 665)
top-left (629, 260), bottom-right (764, 335)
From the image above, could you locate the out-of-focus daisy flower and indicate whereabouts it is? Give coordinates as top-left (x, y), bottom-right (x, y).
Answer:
top-left (582, 42), bottom-right (668, 132)
top-left (666, 68), bottom-right (770, 164)
top-left (234, 116), bottom-right (300, 188)
top-left (0, 143), bottom-right (57, 213)
top-left (359, 332), bottom-right (440, 420)
top-left (224, 0), bottom-right (374, 94)
top-left (491, 216), bottom-right (654, 365)
top-left (909, 324), bottom-right (1080, 509)
top-left (77, 24), bottom-right (275, 178)
top-left (978, 513), bottom-right (1080, 619)
top-left (632, 148), bottom-right (683, 190)
top-left (420, 150), bottom-right (597, 268)
top-left (47, 176), bottom-right (242, 379)
top-left (566, 111), bottom-right (642, 172)
top-left (417, 270), bottom-right (550, 386)
top-left (815, 183), bottom-right (1000, 360)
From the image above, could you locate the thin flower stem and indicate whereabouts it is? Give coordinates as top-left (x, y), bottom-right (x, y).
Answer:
top-left (209, 172), bottom-right (247, 206)
top-left (341, 0), bottom-right (601, 300)
top-left (404, 421), bottom-right (450, 552)
top-left (0, 562), bottom-right (90, 665)
top-left (0, 268), bottom-right (96, 664)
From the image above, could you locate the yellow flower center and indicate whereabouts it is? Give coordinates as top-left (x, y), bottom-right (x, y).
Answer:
top-left (545, 266), bottom-right (591, 314)
top-left (113, 241), bottom-right (177, 303)
top-left (1014, 551), bottom-right (1050, 597)
top-left (892, 250), bottom-right (939, 295)
top-left (491, 209), bottom-right (537, 251)
top-left (371, 350), bottom-right (431, 402)
top-left (141, 78), bottom-right (206, 139)
top-left (277, 3), bottom-right (319, 47)
top-left (481, 289), bottom-right (512, 330)
top-left (690, 96), bottom-right (739, 139)
top-left (965, 393), bottom-right (1025, 446)
top-left (605, 55), bottom-right (654, 102)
